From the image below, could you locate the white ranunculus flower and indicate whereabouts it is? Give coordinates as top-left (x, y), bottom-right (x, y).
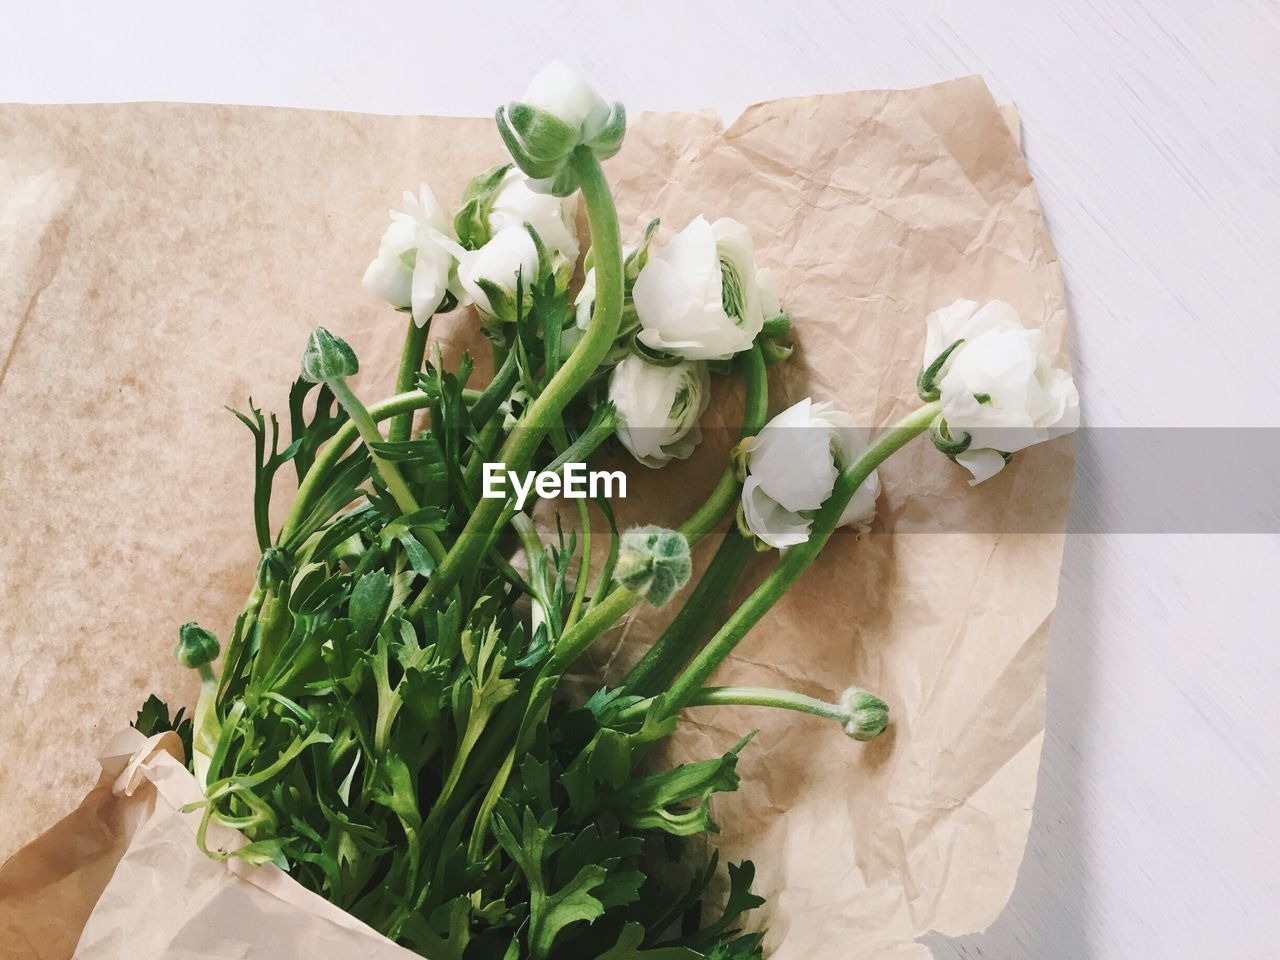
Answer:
top-left (923, 299), bottom-right (1080, 484)
top-left (632, 216), bottom-right (770, 361)
top-left (455, 225), bottom-right (540, 321)
top-left (740, 398), bottom-right (880, 549)
top-left (608, 353), bottom-right (711, 468)
top-left (488, 168), bottom-right (579, 274)
top-left (362, 184), bottom-right (466, 326)
top-left (521, 60), bottom-right (612, 143)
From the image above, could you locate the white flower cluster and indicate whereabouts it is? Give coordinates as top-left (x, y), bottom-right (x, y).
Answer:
top-left (362, 64), bottom-right (1078, 551)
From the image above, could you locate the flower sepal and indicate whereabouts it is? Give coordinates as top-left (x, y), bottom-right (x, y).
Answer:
top-left (453, 163), bottom-right (513, 250)
top-left (917, 337), bottom-right (964, 402)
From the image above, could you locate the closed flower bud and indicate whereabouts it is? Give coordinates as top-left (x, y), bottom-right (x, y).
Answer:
top-left (608, 353), bottom-right (710, 468)
top-left (738, 398), bottom-right (881, 550)
top-left (614, 525), bottom-right (692, 607)
top-left (839, 687), bottom-right (890, 742)
top-left (632, 216), bottom-right (771, 361)
top-left (496, 61), bottom-right (626, 197)
top-left (254, 547), bottom-right (288, 592)
top-left (921, 299), bottom-right (1079, 484)
top-left (300, 327), bottom-right (359, 383)
top-left (361, 183), bottom-right (467, 326)
top-left (174, 622), bottom-right (220, 669)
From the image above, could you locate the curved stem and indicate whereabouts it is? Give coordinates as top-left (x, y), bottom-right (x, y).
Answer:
top-left (279, 390), bottom-right (434, 544)
top-left (408, 147), bottom-right (624, 614)
top-left (388, 319), bottom-right (430, 443)
top-left (662, 401), bottom-right (941, 715)
top-left (615, 685), bottom-right (849, 726)
top-left (327, 378), bottom-right (421, 518)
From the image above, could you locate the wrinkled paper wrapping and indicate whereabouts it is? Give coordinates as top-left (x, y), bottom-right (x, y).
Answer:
top-left (0, 78), bottom-right (1072, 959)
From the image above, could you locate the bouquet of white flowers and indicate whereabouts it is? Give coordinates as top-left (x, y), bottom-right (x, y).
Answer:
top-left (39, 64), bottom-right (1075, 960)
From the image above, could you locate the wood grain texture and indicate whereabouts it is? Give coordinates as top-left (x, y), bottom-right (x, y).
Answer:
top-left (3, 1), bottom-right (1278, 955)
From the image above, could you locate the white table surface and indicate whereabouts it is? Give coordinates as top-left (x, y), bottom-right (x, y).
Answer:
top-left (4, 2), bottom-right (1279, 956)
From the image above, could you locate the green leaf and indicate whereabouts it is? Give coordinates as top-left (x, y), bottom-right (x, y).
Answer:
top-left (288, 378), bottom-right (348, 483)
top-left (610, 736), bottom-right (752, 837)
top-left (229, 399), bottom-right (302, 550)
top-left (598, 925), bottom-right (700, 960)
top-left (350, 570), bottom-right (393, 645)
top-left (492, 804), bottom-right (610, 959)
top-left (131, 694), bottom-right (193, 762)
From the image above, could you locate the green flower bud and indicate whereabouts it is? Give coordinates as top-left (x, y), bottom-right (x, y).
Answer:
top-left (300, 327), bottom-right (359, 383)
top-left (840, 687), bottom-right (890, 742)
top-left (613, 525), bottom-right (691, 607)
top-left (496, 62), bottom-right (626, 197)
top-left (453, 163), bottom-right (513, 250)
top-left (174, 622), bottom-right (220, 669)
top-left (254, 547), bottom-right (288, 592)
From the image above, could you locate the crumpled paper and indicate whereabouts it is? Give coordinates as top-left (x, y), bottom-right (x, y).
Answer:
top-left (0, 729), bottom-right (419, 959)
top-left (0, 77), bottom-right (1072, 959)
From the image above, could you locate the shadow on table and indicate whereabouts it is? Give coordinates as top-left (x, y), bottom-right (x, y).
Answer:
top-left (923, 448), bottom-right (1099, 958)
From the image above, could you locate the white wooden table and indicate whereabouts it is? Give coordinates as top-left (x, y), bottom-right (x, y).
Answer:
top-left (5, 2), bottom-right (1279, 955)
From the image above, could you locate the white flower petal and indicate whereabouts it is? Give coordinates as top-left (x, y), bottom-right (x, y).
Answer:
top-left (956, 448), bottom-right (1008, 485)
top-left (608, 354), bottom-right (709, 467)
top-left (489, 169), bottom-right (579, 267)
top-left (574, 267), bottom-right (597, 331)
top-left (745, 398), bottom-right (839, 512)
top-left (757, 267), bottom-right (781, 318)
top-left (521, 61), bottom-right (611, 139)
top-left (925, 299), bottom-right (1079, 480)
top-left (410, 233), bottom-right (453, 326)
top-left (362, 254), bottom-right (412, 309)
top-left (742, 477), bottom-right (814, 549)
top-left (837, 467), bottom-right (880, 532)
top-left (364, 184), bottom-right (461, 321)
top-left (458, 226), bottom-right (539, 316)
top-left (632, 215), bottom-right (768, 362)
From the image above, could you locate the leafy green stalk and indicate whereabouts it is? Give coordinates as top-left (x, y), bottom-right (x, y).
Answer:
top-left (280, 390), bottom-right (435, 544)
top-left (327, 377), bottom-right (423, 519)
top-left (409, 146), bottom-right (625, 614)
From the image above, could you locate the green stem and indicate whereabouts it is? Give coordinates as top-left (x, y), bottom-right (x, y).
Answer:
top-left (662, 401), bottom-right (941, 715)
top-left (328, 377), bottom-right (422, 518)
top-left (388, 319), bottom-right (430, 443)
top-left (469, 341), bottom-right (519, 429)
top-left (622, 529), bottom-right (752, 696)
top-left (548, 345), bottom-right (769, 672)
top-left (616, 685), bottom-right (849, 726)
top-left (564, 498), bottom-right (592, 630)
top-left (279, 387), bottom-right (486, 548)
top-left (408, 147), bottom-right (624, 615)
top-left (279, 390), bottom-right (433, 544)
